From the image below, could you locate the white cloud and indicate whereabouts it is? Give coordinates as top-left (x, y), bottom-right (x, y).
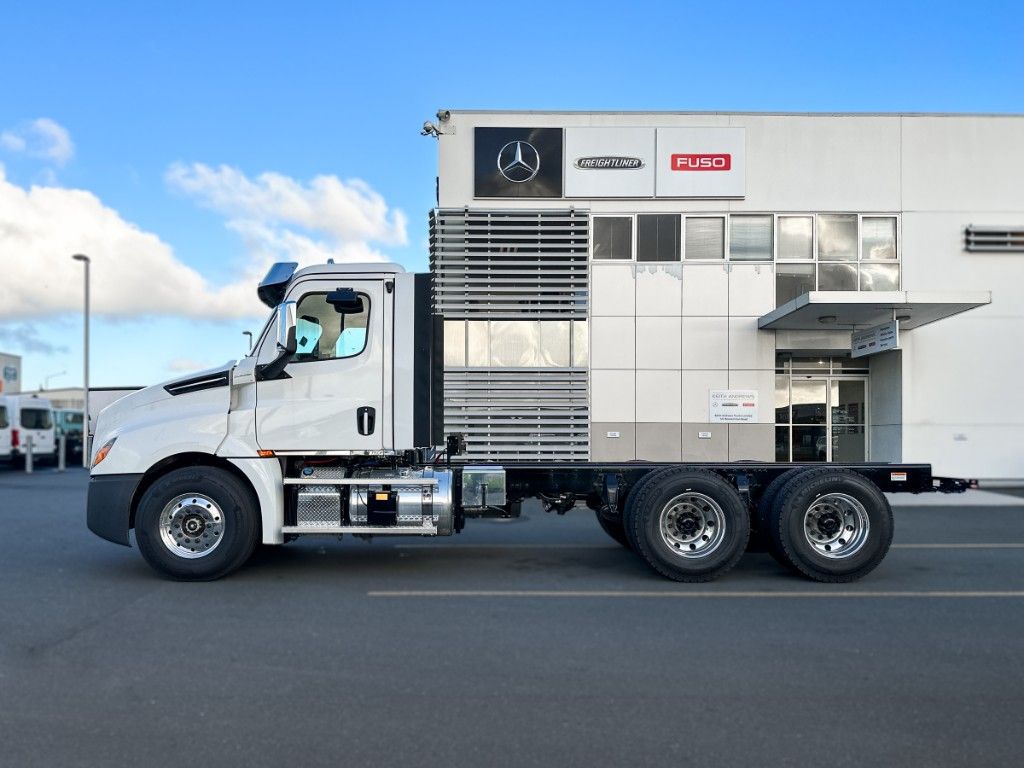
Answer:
top-left (1, 118), bottom-right (74, 166)
top-left (0, 161), bottom-right (408, 323)
top-left (0, 166), bottom-right (264, 320)
top-left (162, 163), bottom-right (408, 302)
top-left (166, 162), bottom-right (407, 260)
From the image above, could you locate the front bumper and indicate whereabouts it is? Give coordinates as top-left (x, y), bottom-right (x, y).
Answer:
top-left (87, 473), bottom-right (144, 546)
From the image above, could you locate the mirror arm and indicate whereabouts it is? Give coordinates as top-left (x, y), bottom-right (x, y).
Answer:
top-left (255, 353), bottom-right (292, 382)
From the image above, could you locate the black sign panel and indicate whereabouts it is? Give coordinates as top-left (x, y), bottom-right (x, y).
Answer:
top-left (474, 127), bottom-right (563, 198)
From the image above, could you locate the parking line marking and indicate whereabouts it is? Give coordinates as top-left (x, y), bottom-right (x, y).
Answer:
top-left (892, 543), bottom-right (1024, 549)
top-left (393, 543), bottom-right (1024, 551)
top-left (368, 590), bottom-right (1024, 599)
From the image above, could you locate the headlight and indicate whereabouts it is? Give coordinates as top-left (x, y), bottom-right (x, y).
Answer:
top-left (92, 437), bottom-right (117, 468)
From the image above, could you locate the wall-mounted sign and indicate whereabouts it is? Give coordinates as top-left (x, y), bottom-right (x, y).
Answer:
top-left (670, 153), bottom-right (732, 171)
top-left (709, 390), bottom-right (759, 423)
top-left (574, 156), bottom-right (644, 170)
top-left (564, 127), bottom-right (655, 197)
top-left (655, 127), bottom-right (745, 198)
top-left (851, 321), bottom-right (899, 358)
top-left (474, 127), bottom-right (563, 198)
top-left (2, 365), bottom-right (16, 382)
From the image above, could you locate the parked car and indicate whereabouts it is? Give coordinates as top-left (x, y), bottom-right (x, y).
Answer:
top-left (54, 408), bottom-right (85, 460)
top-left (1, 395), bottom-right (56, 466)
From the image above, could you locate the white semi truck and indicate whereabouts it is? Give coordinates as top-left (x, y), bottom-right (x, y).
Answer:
top-left (87, 261), bottom-right (969, 582)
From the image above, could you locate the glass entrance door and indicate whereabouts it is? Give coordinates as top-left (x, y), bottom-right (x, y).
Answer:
top-left (776, 370), bottom-right (867, 462)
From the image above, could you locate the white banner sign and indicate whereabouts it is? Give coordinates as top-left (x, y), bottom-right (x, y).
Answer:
top-left (655, 127), bottom-right (746, 198)
top-left (709, 390), bottom-right (759, 423)
top-left (851, 321), bottom-right (899, 358)
top-left (564, 127), bottom-right (656, 198)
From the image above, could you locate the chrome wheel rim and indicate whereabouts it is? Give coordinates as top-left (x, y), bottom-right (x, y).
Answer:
top-left (158, 493), bottom-right (225, 559)
top-left (803, 493), bottom-right (870, 559)
top-left (658, 492), bottom-right (726, 559)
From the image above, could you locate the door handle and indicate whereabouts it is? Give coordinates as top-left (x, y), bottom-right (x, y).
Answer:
top-left (357, 406), bottom-right (376, 436)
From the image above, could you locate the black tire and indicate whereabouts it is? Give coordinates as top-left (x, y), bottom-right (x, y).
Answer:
top-left (753, 467), bottom-right (808, 565)
top-left (135, 466), bottom-right (260, 581)
top-left (621, 467), bottom-right (675, 552)
top-left (595, 510), bottom-right (631, 549)
top-left (629, 469), bottom-right (749, 582)
top-left (768, 468), bottom-right (893, 583)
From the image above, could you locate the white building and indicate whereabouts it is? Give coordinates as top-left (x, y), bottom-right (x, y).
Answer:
top-left (429, 111), bottom-right (1023, 483)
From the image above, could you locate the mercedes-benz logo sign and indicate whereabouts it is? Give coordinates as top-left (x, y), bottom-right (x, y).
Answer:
top-left (497, 140), bottom-right (541, 183)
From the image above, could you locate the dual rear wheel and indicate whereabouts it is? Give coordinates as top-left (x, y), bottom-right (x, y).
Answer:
top-left (597, 467), bottom-right (893, 583)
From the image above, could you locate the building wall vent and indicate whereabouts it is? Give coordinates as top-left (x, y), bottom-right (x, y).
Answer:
top-left (965, 225), bottom-right (1024, 252)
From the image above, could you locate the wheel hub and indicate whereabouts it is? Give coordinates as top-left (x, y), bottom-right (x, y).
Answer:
top-left (659, 493), bottom-right (726, 559)
top-left (803, 493), bottom-right (870, 559)
top-left (159, 494), bottom-right (225, 559)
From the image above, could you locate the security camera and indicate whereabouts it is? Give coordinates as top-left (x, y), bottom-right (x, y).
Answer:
top-left (421, 121), bottom-right (440, 137)
top-left (437, 109), bottom-right (451, 122)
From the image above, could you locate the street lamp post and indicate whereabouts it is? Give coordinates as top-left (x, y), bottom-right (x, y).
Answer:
top-left (72, 254), bottom-right (90, 468)
top-left (243, 331), bottom-right (253, 351)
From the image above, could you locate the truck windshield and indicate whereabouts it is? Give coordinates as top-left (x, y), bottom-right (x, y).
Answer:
top-left (22, 408), bottom-right (53, 430)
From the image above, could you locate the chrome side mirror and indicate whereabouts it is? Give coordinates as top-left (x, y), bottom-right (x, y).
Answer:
top-left (276, 300), bottom-right (297, 354)
top-left (257, 301), bottom-right (297, 381)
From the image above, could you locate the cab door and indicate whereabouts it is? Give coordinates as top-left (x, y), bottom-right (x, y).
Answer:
top-left (255, 278), bottom-right (387, 452)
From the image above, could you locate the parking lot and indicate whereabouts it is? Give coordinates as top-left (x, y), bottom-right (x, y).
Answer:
top-left (2, 467), bottom-right (1023, 767)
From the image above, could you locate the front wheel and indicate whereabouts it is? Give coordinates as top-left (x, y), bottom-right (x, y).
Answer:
top-left (135, 466), bottom-right (260, 581)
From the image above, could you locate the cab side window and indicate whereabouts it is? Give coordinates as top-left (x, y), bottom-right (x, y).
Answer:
top-left (0, 406), bottom-right (8, 429)
top-left (292, 292), bottom-right (370, 362)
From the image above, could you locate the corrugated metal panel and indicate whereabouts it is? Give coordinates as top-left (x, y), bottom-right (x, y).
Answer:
top-left (430, 209), bottom-right (589, 318)
top-left (443, 369), bottom-right (589, 461)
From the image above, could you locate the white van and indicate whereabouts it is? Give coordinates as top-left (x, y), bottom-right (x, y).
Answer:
top-left (0, 398), bottom-right (11, 462)
top-left (2, 395), bottom-right (56, 465)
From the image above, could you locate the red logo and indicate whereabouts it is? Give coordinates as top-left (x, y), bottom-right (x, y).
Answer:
top-left (671, 153), bottom-right (731, 171)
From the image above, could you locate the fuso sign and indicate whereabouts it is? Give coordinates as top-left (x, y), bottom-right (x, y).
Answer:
top-left (670, 153), bottom-right (732, 171)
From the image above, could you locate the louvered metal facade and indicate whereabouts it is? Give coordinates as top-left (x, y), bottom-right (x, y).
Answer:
top-left (430, 209), bottom-right (589, 318)
top-left (430, 209), bottom-right (590, 461)
top-left (964, 225), bottom-right (1024, 252)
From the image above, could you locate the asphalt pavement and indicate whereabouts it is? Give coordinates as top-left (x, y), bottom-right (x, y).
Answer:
top-left (1, 467), bottom-right (1023, 767)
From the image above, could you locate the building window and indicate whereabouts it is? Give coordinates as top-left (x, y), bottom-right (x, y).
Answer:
top-left (684, 216), bottom-right (724, 259)
top-left (817, 262), bottom-right (858, 291)
top-left (818, 214), bottom-right (858, 261)
top-left (637, 214), bottom-right (680, 262)
top-left (729, 214), bottom-right (773, 261)
top-left (861, 216), bottom-right (897, 260)
top-left (777, 216), bottom-right (813, 260)
top-left (776, 264), bottom-right (815, 306)
top-left (443, 319), bottom-right (588, 369)
top-left (592, 216), bottom-right (633, 260)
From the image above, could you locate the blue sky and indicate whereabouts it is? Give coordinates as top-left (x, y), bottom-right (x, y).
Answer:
top-left (1, 0), bottom-right (1021, 390)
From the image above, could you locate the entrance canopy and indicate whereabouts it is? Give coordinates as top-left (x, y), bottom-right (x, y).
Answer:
top-left (758, 291), bottom-right (991, 331)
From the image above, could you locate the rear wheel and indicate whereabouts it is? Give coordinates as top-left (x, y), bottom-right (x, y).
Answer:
top-left (768, 469), bottom-right (893, 582)
top-left (754, 467), bottom-right (807, 564)
top-left (135, 466), bottom-right (259, 581)
top-left (629, 470), bottom-right (749, 582)
top-left (595, 510), bottom-right (631, 549)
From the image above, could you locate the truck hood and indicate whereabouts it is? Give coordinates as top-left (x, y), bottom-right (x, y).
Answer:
top-left (93, 361), bottom-right (236, 445)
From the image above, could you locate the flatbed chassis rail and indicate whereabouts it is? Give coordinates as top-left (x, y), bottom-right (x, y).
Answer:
top-left (488, 462), bottom-right (959, 512)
